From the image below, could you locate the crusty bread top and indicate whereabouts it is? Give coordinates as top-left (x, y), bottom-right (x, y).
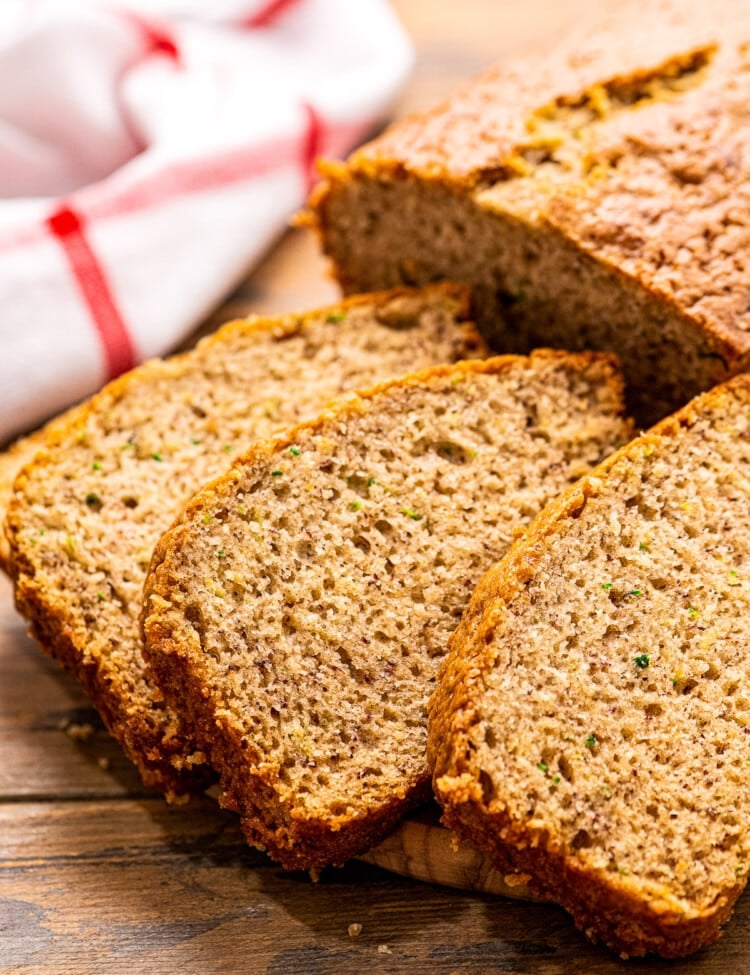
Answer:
top-left (312, 0), bottom-right (750, 352)
top-left (142, 350), bottom-right (630, 868)
top-left (342, 0), bottom-right (744, 183)
top-left (429, 373), bottom-right (750, 957)
top-left (5, 284), bottom-right (484, 797)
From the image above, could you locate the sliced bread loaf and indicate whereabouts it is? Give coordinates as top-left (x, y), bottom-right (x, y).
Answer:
top-left (141, 352), bottom-right (630, 868)
top-left (5, 284), bottom-right (484, 798)
top-left (429, 374), bottom-right (750, 958)
top-left (309, 0), bottom-right (750, 425)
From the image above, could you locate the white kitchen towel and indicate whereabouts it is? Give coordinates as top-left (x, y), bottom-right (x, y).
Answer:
top-left (0, 0), bottom-right (412, 443)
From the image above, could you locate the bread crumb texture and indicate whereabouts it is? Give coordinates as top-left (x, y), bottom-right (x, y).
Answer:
top-left (430, 373), bottom-right (750, 958)
top-left (312, 0), bottom-right (750, 424)
top-left (142, 352), bottom-right (629, 868)
top-left (5, 285), bottom-right (482, 797)
top-left (0, 418), bottom-right (71, 571)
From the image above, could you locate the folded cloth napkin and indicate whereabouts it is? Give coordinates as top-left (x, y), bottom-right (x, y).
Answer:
top-left (0, 0), bottom-right (412, 444)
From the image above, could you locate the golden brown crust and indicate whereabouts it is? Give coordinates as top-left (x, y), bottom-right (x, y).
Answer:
top-left (437, 800), bottom-right (734, 959)
top-left (7, 284), bottom-right (481, 798)
top-left (429, 373), bottom-right (750, 958)
top-left (143, 349), bottom-right (627, 866)
top-left (320, 2), bottom-right (744, 187)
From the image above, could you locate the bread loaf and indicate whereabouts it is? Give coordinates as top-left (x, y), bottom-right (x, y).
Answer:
top-left (429, 375), bottom-right (750, 958)
top-left (142, 352), bottom-right (629, 868)
top-left (5, 285), bottom-right (484, 797)
top-left (309, 0), bottom-right (750, 425)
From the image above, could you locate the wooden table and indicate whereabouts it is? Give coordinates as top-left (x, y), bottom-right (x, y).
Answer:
top-left (2, 3), bottom-right (747, 972)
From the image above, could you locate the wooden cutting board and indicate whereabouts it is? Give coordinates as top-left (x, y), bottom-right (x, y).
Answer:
top-left (359, 804), bottom-right (541, 900)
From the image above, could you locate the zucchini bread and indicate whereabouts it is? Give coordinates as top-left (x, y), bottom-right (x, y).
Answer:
top-left (309, 0), bottom-right (750, 425)
top-left (142, 352), bottom-right (629, 869)
top-left (5, 285), bottom-right (485, 797)
top-left (429, 374), bottom-right (750, 958)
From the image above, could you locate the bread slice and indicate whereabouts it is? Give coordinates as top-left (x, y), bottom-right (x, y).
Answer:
top-left (429, 375), bottom-right (750, 958)
top-left (308, 0), bottom-right (750, 425)
top-left (5, 284), bottom-right (485, 798)
top-left (141, 351), bottom-right (630, 868)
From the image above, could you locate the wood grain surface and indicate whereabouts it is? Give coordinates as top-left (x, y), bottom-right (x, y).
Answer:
top-left (2, 2), bottom-right (748, 972)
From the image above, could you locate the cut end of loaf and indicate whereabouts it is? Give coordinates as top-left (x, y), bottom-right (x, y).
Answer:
top-left (309, 0), bottom-right (750, 427)
top-left (143, 351), bottom-right (629, 868)
top-left (430, 373), bottom-right (750, 957)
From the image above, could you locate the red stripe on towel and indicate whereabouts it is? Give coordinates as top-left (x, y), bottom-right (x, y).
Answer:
top-left (86, 137), bottom-right (299, 220)
top-left (300, 101), bottom-right (325, 193)
top-left (118, 10), bottom-right (180, 63)
top-left (0, 110), bottom-right (360, 254)
top-left (46, 206), bottom-right (136, 379)
top-left (241, 0), bottom-right (301, 29)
